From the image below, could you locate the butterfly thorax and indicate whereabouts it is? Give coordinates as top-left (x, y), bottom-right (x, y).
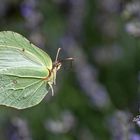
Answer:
top-left (45, 61), bottom-right (62, 85)
top-left (43, 61), bottom-right (61, 95)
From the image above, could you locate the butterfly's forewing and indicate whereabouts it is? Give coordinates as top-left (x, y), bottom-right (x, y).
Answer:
top-left (0, 47), bottom-right (48, 78)
top-left (0, 31), bottom-right (52, 109)
top-left (0, 31), bottom-right (52, 69)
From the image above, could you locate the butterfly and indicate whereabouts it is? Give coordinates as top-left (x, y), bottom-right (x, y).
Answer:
top-left (0, 31), bottom-right (73, 109)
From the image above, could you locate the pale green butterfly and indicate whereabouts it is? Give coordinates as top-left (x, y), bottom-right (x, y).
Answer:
top-left (0, 31), bottom-right (73, 109)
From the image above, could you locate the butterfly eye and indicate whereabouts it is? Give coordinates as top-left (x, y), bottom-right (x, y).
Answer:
top-left (57, 63), bottom-right (62, 70)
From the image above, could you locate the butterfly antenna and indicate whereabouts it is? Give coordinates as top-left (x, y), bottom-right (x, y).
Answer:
top-left (55, 48), bottom-right (61, 62)
top-left (59, 57), bottom-right (74, 63)
top-left (70, 58), bottom-right (74, 68)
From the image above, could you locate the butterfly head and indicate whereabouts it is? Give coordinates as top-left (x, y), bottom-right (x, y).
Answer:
top-left (53, 48), bottom-right (73, 71)
top-left (53, 61), bottom-right (62, 71)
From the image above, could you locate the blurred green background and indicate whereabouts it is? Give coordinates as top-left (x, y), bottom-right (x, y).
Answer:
top-left (0, 0), bottom-right (140, 140)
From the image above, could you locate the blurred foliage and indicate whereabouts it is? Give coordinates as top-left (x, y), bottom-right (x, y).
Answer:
top-left (0, 0), bottom-right (140, 140)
